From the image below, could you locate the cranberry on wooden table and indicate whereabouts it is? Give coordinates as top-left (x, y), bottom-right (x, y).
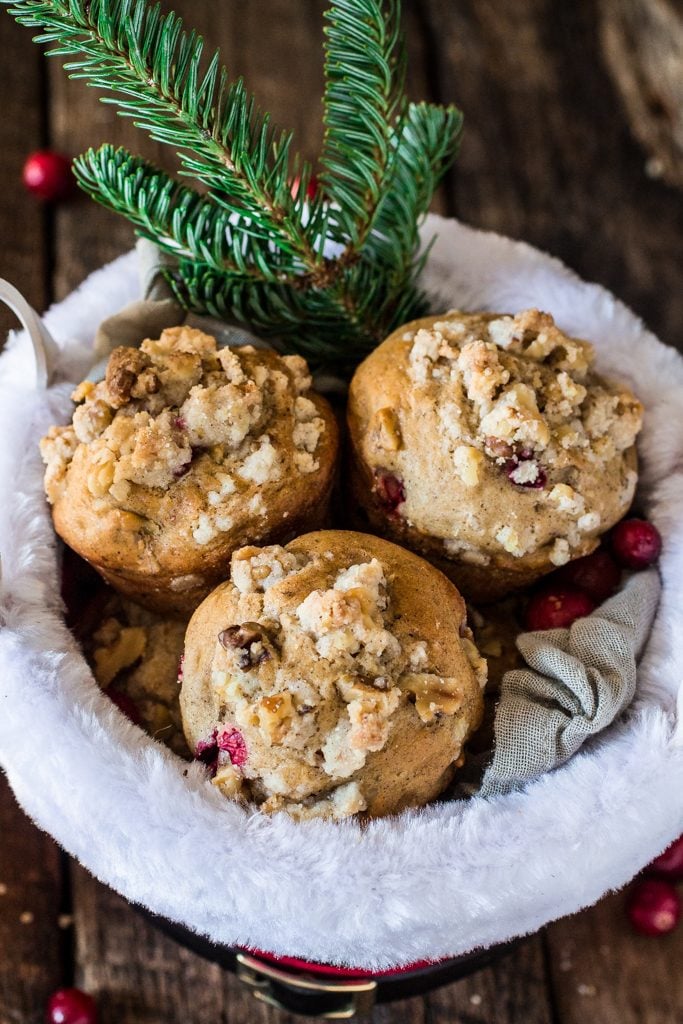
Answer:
top-left (611, 518), bottom-right (662, 569)
top-left (45, 987), bottom-right (97, 1024)
top-left (23, 150), bottom-right (75, 202)
top-left (525, 586), bottom-right (596, 631)
top-left (627, 878), bottom-right (681, 937)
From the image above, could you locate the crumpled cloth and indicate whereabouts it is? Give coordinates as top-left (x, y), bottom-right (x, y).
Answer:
top-left (480, 569), bottom-right (661, 796)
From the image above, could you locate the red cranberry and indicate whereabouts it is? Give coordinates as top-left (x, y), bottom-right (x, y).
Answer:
top-left (555, 548), bottom-right (622, 603)
top-left (627, 878), bottom-right (681, 937)
top-left (107, 689), bottom-right (142, 727)
top-left (374, 470), bottom-right (405, 513)
top-left (611, 518), bottom-right (662, 569)
top-left (525, 586), bottom-right (596, 631)
top-left (23, 150), bottom-right (75, 202)
top-left (217, 726), bottom-right (248, 767)
top-left (195, 730), bottom-right (219, 776)
top-left (177, 653), bottom-right (185, 683)
top-left (46, 987), bottom-right (97, 1024)
top-left (648, 834), bottom-right (683, 880)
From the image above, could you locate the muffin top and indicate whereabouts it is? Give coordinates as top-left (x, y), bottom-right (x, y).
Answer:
top-left (40, 327), bottom-right (337, 577)
top-left (180, 531), bottom-right (486, 820)
top-left (348, 309), bottom-right (643, 568)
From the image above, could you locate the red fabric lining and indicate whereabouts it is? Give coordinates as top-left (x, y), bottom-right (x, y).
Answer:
top-left (244, 947), bottom-right (441, 978)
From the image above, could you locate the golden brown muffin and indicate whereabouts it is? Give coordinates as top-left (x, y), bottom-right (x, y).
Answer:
top-left (347, 309), bottom-right (642, 602)
top-left (41, 327), bottom-right (338, 614)
top-left (180, 530), bottom-right (486, 821)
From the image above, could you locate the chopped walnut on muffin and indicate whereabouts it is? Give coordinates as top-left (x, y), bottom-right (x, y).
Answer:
top-left (347, 309), bottom-right (642, 602)
top-left (180, 531), bottom-right (486, 820)
top-left (41, 328), bottom-right (338, 614)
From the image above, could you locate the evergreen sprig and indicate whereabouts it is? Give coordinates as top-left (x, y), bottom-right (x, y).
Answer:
top-left (4, 0), bottom-right (463, 371)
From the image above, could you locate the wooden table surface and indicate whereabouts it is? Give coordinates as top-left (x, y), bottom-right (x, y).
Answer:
top-left (1, 2), bottom-right (682, 1022)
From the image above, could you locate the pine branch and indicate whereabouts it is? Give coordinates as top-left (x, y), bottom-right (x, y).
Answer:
top-left (169, 259), bottom-right (373, 373)
top-left (169, 243), bottom-right (429, 373)
top-left (5, 0), bottom-right (325, 265)
top-left (365, 101), bottom-right (464, 274)
top-left (3, 0), bottom-right (466, 372)
top-left (73, 144), bottom-right (303, 282)
top-left (319, 0), bottom-right (407, 248)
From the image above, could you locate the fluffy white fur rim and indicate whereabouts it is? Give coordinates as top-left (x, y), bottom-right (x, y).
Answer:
top-left (0, 216), bottom-right (682, 969)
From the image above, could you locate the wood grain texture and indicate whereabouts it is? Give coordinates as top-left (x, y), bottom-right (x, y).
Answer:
top-left (0, 13), bottom-right (48, 342)
top-left (425, 938), bottom-right (553, 1024)
top-left (600, 0), bottom-right (683, 189)
top-left (545, 892), bottom-right (683, 1024)
top-left (0, 21), bottom-right (63, 1024)
top-left (0, 778), bottom-right (64, 1024)
top-left (419, 0), bottom-right (683, 351)
top-left (71, 865), bottom-right (433, 1024)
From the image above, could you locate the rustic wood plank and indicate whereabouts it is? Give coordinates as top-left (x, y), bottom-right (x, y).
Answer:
top-left (0, 777), bottom-right (65, 1024)
top-left (545, 891), bottom-right (683, 1024)
top-left (71, 865), bottom-right (430, 1024)
top-left (420, 0), bottom-right (683, 350)
top-left (71, 867), bottom-right (238, 1024)
top-left (599, 0), bottom-right (683, 190)
top-left (425, 937), bottom-right (553, 1024)
top-left (0, 12), bottom-right (49, 344)
top-left (0, 10), bottom-right (64, 1020)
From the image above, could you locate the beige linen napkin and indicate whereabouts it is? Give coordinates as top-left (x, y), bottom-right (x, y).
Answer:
top-left (480, 569), bottom-right (661, 796)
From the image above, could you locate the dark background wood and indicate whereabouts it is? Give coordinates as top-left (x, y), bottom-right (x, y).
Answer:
top-left (1, 1), bottom-right (682, 1022)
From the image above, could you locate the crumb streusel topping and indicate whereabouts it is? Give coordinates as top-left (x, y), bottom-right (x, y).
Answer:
top-left (359, 309), bottom-right (642, 565)
top-left (188, 541), bottom-right (486, 819)
top-left (40, 328), bottom-right (327, 551)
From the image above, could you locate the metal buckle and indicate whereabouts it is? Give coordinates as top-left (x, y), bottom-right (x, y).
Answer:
top-left (235, 952), bottom-right (377, 1019)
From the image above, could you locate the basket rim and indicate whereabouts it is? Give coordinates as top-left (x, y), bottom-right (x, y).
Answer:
top-left (0, 214), bottom-right (682, 970)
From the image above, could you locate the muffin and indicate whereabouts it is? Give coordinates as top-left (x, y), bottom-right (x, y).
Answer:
top-left (180, 530), bottom-right (486, 820)
top-left (40, 327), bottom-right (338, 614)
top-left (86, 598), bottom-right (189, 759)
top-left (347, 309), bottom-right (643, 602)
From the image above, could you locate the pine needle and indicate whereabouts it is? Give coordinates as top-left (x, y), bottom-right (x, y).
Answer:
top-left (3, 0), bottom-right (463, 370)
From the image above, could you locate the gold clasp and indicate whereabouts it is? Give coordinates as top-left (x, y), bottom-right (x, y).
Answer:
top-left (235, 952), bottom-right (377, 1019)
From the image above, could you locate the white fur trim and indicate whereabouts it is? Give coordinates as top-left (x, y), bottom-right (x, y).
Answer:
top-left (0, 217), bottom-right (682, 969)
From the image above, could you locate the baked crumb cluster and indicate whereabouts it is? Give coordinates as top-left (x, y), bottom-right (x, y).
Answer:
top-left (88, 603), bottom-right (188, 758)
top-left (205, 544), bottom-right (485, 819)
top-left (371, 309), bottom-right (642, 564)
top-left (40, 327), bottom-right (326, 548)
